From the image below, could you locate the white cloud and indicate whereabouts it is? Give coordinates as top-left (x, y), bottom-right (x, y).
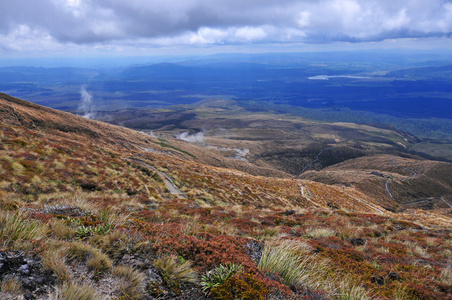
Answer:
top-left (235, 26), bottom-right (268, 41)
top-left (297, 11), bottom-right (311, 28)
top-left (0, 0), bottom-right (451, 54)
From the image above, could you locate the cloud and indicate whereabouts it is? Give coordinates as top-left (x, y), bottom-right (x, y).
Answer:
top-left (0, 0), bottom-right (451, 52)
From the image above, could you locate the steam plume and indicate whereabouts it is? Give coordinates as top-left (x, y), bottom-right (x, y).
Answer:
top-left (79, 86), bottom-right (95, 119)
top-left (177, 131), bottom-right (205, 143)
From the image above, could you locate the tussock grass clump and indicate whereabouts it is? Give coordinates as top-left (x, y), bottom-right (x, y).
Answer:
top-left (439, 265), bottom-right (452, 285)
top-left (258, 240), bottom-right (328, 289)
top-left (66, 242), bottom-right (112, 272)
top-left (391, 282), bottom-right (409, 300)
top-left (41, 250), bottom-right (71, 283)
top-left (305, 227), bottom-right (336, 238)
top-left (112, 265), bottom-right (146, 300)
top-left (0, 211), bottom-right (47, 249)
top-left (153, 254), bottom-right (198, 292)
top-left (50, 219), bottom-right (76, 240)
top-left (334, 278), bottom-right (372, 300)
top-left (51, 282), bottom-right (102, 300)
top-left (0, 276), bottom-right (22, 294)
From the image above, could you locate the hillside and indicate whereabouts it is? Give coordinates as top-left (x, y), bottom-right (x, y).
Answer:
top-left (0, 93), bottom-right (451, 299)
top-left (97, 99), bottom-right (452, 212)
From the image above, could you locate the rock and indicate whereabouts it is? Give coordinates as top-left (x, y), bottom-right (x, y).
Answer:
top-left (350, 238), bottom-right (366, 246)
top-left (23, 292), bottom-right (36, 300)
top-left (18, 264), bottom-right (30, 275)
top-left (388, 271), bottom-right (400, 281)
top-left (0, 251), bottom-right (56, 294)
top-left (146, 267), bottom-right (163, 283)
top-left (118, 254), bottom-right (152, 270)
top-left (371, 275), bottom-right (385, 285)
top-left (281, 210), bottom-right (296, 216)
top-left (245, 240), bottom-right (264, 264)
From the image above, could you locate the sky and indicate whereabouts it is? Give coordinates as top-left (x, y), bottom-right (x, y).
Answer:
top-left (1, 0), bottom-right (452, 58)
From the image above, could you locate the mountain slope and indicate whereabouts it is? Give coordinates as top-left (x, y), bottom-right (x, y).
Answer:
top-left (0, 93), bottom-right (451, 300)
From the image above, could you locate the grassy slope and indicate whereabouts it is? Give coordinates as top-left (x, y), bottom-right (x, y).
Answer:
top-left (0, 94), bottom-right (451, 299)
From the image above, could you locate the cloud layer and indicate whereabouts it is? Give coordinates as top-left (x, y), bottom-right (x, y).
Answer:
top-left (1, 0), bottom-right (451, 52)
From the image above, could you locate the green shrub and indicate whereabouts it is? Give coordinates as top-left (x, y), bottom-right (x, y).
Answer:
top-left (201, 262), bottom-right (242, 293)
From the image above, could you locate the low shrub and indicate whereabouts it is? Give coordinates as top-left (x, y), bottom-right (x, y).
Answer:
top-left (210, 273), bottom-right (268, 300)
top-left (201, 262), bottom-right (242, 293)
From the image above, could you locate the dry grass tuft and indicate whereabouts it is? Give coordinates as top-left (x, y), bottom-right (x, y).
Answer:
top-left (305, 227), bottom-right (336, 238)
top-left (0, 276), bottom-right (22, 294)
top-left (258, 239), bottom-right (328, 289)
top-left (112, 265), bottom-right (146, 300)
top-left (42, 249), bottom-right (71, 283)
top-left (153, 254), bottom-right (198, 292)
top-left (334, 278), bottom-right (372, 300)
top-left (51, 219), bottom-right (76, 240)
top-left (0, 210), bottom-right (47, 249)
top-left (66, 241), bottom-right (112, 272)
top-left (51, 282), bottom-right (103, 300)
top-left (439, 265), bottom-right (452, 285)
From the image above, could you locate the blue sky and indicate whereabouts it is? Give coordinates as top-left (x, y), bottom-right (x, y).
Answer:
top-left (1, 0), bottom-right (452, 57)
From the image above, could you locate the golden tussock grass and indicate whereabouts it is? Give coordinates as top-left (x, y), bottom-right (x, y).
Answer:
top-left (41, 249), bottom-right (71, 283)
top-left (258, 239), bottom-right (328, 290)
top-left (439, 265), bottom-right (452, 285)
top-left (153, 254), bottom-right (198, 291)
top-left (0, 210), bottom-right (47, 250)
top-left (0, 276), bottom-right (22, 294)
top-left (50, 219), bottom-right (77, 240)
top-left (112, 265), bottom-right (146, 300)
top-left (66, 241), bottom-right (112, 272)
top-left (51, 282), bottom-right (103, 300)
top-left (333, 277), bottom-right (372, 300)
top-left (305, 227), bottom-right (336, 238)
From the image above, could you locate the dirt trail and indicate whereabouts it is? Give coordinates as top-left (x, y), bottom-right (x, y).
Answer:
top-left (299, 147), bottom-right (334, 175)
top-left (129, 158), bottom-right (187, 199)
top-left (342, 190), bottom-right (385, 214)
top-left (386, 158), bottom-right (417, 201)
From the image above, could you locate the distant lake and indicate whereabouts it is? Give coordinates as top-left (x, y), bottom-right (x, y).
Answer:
top-left (308, 75), bottom-right (370, 80)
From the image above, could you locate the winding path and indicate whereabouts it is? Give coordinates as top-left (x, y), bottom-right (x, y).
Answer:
top-left (342, 190), bottom-right (385, 214)
top-left (129, 158), bottom-right (187, 199)
top-left (299, 147), bottom-right (334, 175)
top-left (385, 158), bottom-right (417, 201)
top-left (387, 158), bottom-right (451, 209)
top-left (405, 197), bottom-right (452, 209)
